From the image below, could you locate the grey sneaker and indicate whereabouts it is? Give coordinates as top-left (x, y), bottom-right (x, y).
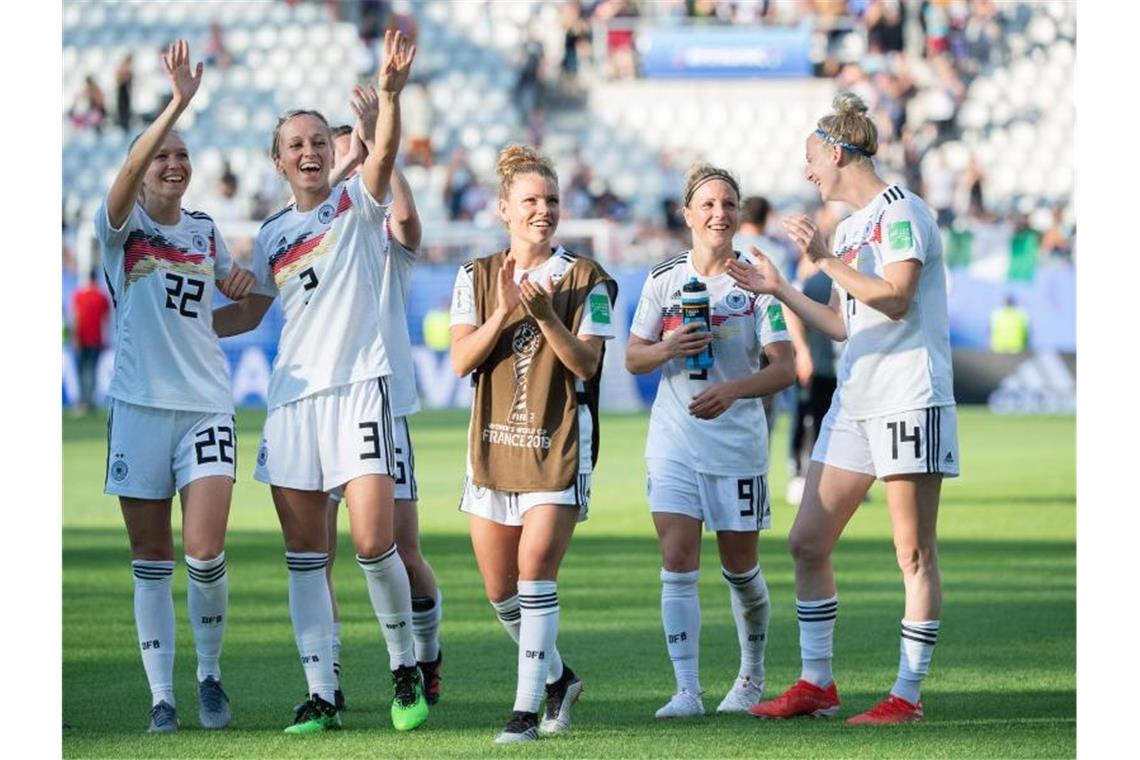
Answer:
top-left (198, 676), bottom-right (232, 729)
top-left (147, 700), bottom-right (179, 733)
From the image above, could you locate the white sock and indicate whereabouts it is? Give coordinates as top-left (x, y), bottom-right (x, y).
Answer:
top-left (133, 560), bottom-right (176, 706)
top-left (797, 595), bottom-right (838, 687)
top-left (515, 580), bottom-right (560, 713)
top-left (891, 619), bottom-right (939, 704)
top-left (357, 545), bottom-right (415, 670)
top-left (660, 568), bottom-right (701, 694)
top-left (330, 624), bottom-right (342, 683)
top-left (411, 589), bottom-right (442, 663)
top-left (492, 594), bottom-right (564, 684)
top-left (722, 566), bottom-right (769, 683)
top-left (286, 552), bottom-right (337, 703)
top-left (186, 552), bottom-right (227, 683)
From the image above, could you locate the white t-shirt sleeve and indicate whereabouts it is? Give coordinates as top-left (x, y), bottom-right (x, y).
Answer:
top-left (250, 230), bottom-right (279, 297)
top-left (94, 197), bottom-right (138, 249)
top-left (211, 224), bottom-right (233, 280)
top-left (345, 175), bottom-right (390, 228)
top-left (629, 275), bottom-right (664, 341)
top-left (755, 294), bottom-right (791, 347)
top-left (879, 201), bottom-right (927, 266)
top-left (449, 265), bottom-right (476, 327)
top-left (577, 281), bottom-right (616, 339)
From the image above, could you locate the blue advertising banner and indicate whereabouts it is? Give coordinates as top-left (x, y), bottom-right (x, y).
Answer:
top-left (638, 25), bottom-right (813, 79)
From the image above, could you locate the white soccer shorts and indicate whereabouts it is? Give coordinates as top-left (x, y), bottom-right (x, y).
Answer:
top-left (328, 415), bottom-right (418, 504)
top-left (812, 403), bottom-right (961, 479)
top-left (459, 473), bottom-right (591, 527)
top-left (254, 377), bottom-right (396, 492)
top-left (105, 399), bottom-right (236, 499)
top-left (646, 458), bottom-right (771, 533)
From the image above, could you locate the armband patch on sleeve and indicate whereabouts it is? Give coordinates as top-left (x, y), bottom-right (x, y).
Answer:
top-left (767, 304), bottom-right (787, 332)
top-left (589, 292), bottom-right (611, 324)
top-left (888, 220), bottom-right (913, 250)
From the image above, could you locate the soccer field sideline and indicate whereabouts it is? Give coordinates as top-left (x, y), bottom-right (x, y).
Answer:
top-left (63, 408), bottom-right (1075, 758)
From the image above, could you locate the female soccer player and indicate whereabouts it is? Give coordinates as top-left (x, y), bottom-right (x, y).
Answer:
top-left (626, 164), bottom-right (795, 719)
top-left (213, 30), bottom-right (429, 734)
top-left (97, 41), bottom-right (254, 733)
top-left (728, 93), bottom-right (958, 725)
top-left (449, 144), bottom-right (617, 743)
top-left (321, 88), bottom-right (443, 711)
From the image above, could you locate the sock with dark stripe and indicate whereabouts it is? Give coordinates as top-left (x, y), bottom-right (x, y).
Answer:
top-left (357, 545), bottom-right (415, 669)
top-left (491, 594), bottom-right (564, 684)
top-left (797, 595), bottom-right (838, 687)
top-left (411, 589), bottom-right (442, 663)
top-left (722, 565), bottom-right (770, 683)
top-left (892, 619), bottom-right (939, 704)
top-left (660, 569), bottom-right (701, 694)
top-left (514, 580), bottom-right (560, 713)
top-left (330, 621), bottom-right (342, 685)
top-left (186, 552), bottom-right (227, 683)
top-left (133, 560), bottom-right (176, 706)
top-left (286, 552), bottom-right (337, 704)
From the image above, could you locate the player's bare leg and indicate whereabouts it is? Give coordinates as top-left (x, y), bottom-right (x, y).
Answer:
top-left (180, 476), bottom-right (233, 728)
top-left (715, 530), bottom-right (768, 713)
top-left (344, 474), bottom-right (425, 730)
top-left (847, 473), bottom-right (943, 725)
top-left (652, 514), bottom-right (705, 718)
top-left (752, 462), bottom-right (872, 719)
top-left (122, 497), bottom-right (180, 731)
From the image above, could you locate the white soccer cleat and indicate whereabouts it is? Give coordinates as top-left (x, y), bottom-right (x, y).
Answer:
top-left (655, 688), bottom-right (705, 719)
top-left (716, 676), bottom-right (764, 713)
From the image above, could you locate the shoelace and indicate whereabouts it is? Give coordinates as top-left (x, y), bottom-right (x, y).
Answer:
top-left (150, 703), bottom-right (175, 726)
top-left (505, 711), bottom-right (536, 732)
top-left (867, 697), bottom-right (912, 718)
top-left (293, 698), bottom-right (329, 723)
top-left (393, 668), bottom-right (419, 707)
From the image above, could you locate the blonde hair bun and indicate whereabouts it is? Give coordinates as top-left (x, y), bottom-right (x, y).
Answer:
top-left (495, 143), bottom-right (558, 199)
top-left (832, 92), bottom-right (869, 117)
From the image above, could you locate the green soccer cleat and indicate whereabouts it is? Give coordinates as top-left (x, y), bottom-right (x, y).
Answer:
top-left (284, 695), bottom-right (341, 735)
top-left (390, 665), bottom-right (429, 731)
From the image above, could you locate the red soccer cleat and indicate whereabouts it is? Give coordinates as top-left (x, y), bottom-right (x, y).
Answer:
top-left (846, 694), bottom-right (924, 725)
top-left (749, 679), bottom-right (840, 719)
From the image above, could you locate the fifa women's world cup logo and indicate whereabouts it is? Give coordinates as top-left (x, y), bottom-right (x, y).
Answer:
top-left (509, 319), bottom-right (542, 424)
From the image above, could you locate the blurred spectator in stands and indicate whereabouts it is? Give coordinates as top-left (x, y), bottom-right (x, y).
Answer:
top-left (403, 78), bottom-right (434, 167)
top-left (1040, 205), bottom-right (1074, 263)
top-left (515, 31), bottom-right (545, 120)
top-left (204, 22), bottom-right (233, 70)
top-left (560, 1), bottom-right (591, 97)
top-left (595, 0), bottom-right (639, 79)
top-left (865, 0), bottom-right (906, 54)
top-left (70, 75), bottom-right (107, 132)
top-left (114, 54), bottom-right (134, 131)
top-left (355, 0), bottom-right (387, 75)
top-left (70, 270), bottom-right (112, 416)
top-left (208, 162), bottom-right (248, 224)
top-left (390, 0), bottom-right (418, 43)
top-left (443, 147), bottom-right (478, 221)
top-left (927, 54), bottom-right (964, 138)
top-left (922, 0), bottom-right (952, 58)
top-left (990, 294), bottom-right (1029, 354)
top-left (922, 149), bottom-right (958, 228)
top-left (565, 157), bottom-right (598, 219)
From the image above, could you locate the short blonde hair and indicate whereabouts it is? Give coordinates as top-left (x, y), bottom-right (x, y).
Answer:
top-left (814, 92), bottom-right (878, 160)
top-left (496, 143), bottom-right (558, 199)
top-left (682, 163), bottom-right (740, 207)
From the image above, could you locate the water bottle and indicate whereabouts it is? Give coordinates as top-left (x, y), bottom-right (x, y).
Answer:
top-left (681, 276), bottom-right (714, 371)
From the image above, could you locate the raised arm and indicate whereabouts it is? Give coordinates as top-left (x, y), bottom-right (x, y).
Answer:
top-left (784, 214), bottom-right (920, 321)
top-left (727, 248), bottom-right (847, 341)
top-left (360, 29), bottom-right (415, 207)
top-left (106, 40), bottom-right (202, 228)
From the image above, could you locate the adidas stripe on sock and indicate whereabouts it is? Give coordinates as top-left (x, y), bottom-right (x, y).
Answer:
top-left (133, 559), bottom-right (176, 707)
top-left (186, 552), bottom-right (228, 683)
top-left (722, 566), bottom-right (770, 683)
top-left (357, 544), bottom-right (415, 670)
top-left (797, 595), bottom-right (838, 687)
top-left (286, 552), bottom-right (337, 704)
top-left (892, 619), bottom-right (940, 704)
top-left (515, 580), bottom-right (560, 713)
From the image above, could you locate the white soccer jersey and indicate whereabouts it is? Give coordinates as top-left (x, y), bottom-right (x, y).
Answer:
top-left (95, 199), bottom-right (235, 413)
top-left (378, 231), bottom-right (419, 417)
top-left (450, 247), bottom-right (617, 477)
top-left (830, 184), bottom-right (955, 419)
top-left (630, 250), bottom-right (790, 477)
top-left (252, 175), bottom-right (393, 410)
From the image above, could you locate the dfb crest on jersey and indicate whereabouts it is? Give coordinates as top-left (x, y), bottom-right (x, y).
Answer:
top-left (725, 290), bottom-right (749, 312)
top-left (318, 204), bottom-right (335, 224)
top-left (192, 233), bottom-right (208, 252)
top-left (111, 455), bottom-right (129, 483)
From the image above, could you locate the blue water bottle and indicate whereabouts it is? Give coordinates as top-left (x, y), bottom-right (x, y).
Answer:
top-left (681, 277), bottom-right (714, 371)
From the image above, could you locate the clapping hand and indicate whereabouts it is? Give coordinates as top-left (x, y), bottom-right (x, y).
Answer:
top-left (726, 247), bottom-right (783, 296)
top-left (782, 214), bottom-right (831, 263)
top-left (519, 274), bottom-right (557, 323)
top-left (496, 256), bottom-right (522, 316)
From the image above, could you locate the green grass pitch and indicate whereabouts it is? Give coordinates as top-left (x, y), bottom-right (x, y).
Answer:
top-left (63, 408), bottom-right (1074, 758)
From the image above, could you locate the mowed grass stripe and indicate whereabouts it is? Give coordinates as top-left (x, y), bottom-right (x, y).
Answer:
top-left (64, 408), bottom-right (1074, 758)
